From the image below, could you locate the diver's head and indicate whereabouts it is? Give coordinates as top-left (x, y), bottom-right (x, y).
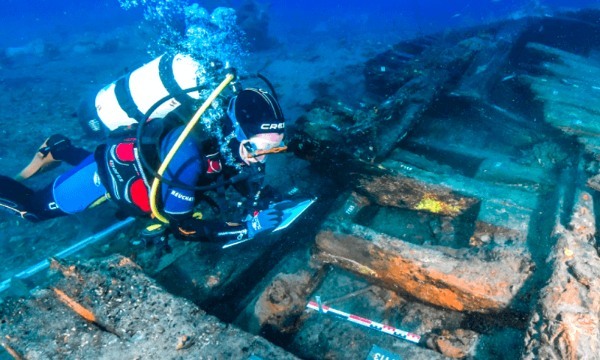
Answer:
top-left (227, 88), bottom-right (286, 165)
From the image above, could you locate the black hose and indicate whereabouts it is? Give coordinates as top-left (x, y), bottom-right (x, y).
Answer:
top-left (134, 88), bottom-right (263, 192)
top-left (135, 85), bottom-right (214, 191)
top-left (257, 73), bottom-right (280, 101)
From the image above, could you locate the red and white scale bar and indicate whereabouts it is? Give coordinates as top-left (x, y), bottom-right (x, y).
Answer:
top-left (306, 301), bottom-right (421, 344)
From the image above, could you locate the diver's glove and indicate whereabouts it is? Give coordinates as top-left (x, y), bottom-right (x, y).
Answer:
top-left (246, 208), bottom-right (283, 239)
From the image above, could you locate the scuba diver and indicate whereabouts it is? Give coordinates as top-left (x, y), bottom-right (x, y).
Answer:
top-left (0, 53), bottom-right (295, 245)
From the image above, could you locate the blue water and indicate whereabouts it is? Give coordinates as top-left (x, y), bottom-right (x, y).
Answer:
top-left (1, 0), bottom-right (599, 48)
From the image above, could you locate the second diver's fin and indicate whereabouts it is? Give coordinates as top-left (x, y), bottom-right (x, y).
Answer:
top-left (15, 134), bottom-right (71, 181)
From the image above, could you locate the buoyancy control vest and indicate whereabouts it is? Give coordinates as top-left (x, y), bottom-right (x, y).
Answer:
top-left (94, 134), bottom-right (152, 216)
top-left (94, 124), bottom-right (228, 217)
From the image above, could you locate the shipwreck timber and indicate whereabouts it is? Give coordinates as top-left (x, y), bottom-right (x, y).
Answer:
top-left (285, 8), bottom-right (600, 359)
top-left (3, 8), bottom-right (600, 360)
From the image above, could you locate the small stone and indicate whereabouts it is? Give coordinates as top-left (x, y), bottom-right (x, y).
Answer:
top-left (176, 335), bottom-right (194, 350)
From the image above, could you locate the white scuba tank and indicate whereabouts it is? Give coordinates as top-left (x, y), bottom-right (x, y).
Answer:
top-left (79, 53), bottom-right (203, 135)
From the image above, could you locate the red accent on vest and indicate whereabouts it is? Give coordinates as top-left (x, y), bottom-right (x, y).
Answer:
top-left (130, 178), bottom-right (151, 213)
top-left (99, 137), bottom-right (151, 215)
top-left (115, 142), bottom-right (136, 162)
top-left (207, 158), bottom-right (222, 174)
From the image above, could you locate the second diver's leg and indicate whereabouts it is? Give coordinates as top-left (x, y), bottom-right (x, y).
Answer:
top-left (16, 134), bottom-right (92, 181)
top-left (1, 154), bottom-right (108, 222)
top-left (0, 174), bottom-right (78, 222)
top-left (51, 154), bottom-right (108, 215)
top-left (0, 175), bottom-right (43, 221)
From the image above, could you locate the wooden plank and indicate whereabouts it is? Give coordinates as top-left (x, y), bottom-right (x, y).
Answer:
top-left (357, 162), bottom-right (478, 217)
top-left (405, 135), bottom-right (521, 166)
top-left (355, 159), bottom-right (543, 245)
top-left (526, 76), bottom-right (600, 124)
top-left (376, 159), bottom-right (539, 210)
top-left (451, 19), bottom-right (529, 100)
top-left (475, 158), bottom-right (552, 188)
top-left (314, 222), bottom-right (533, 313)
top-left (472, 198), bottom-right (532, 245)
top-left (522, 43), bottom-right (600, 145)
top-left (374, 37), bottom-right (482, 159)
top-left (526, 42), bottom-right (600, 79)
top-left (523, 191), bottom-right (600, 360)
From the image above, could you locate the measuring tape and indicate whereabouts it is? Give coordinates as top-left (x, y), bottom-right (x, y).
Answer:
top-left (306, 299), bottom-right (422, 344)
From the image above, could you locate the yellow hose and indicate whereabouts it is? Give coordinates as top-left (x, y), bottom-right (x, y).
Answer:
top-left (150, 73), bottom-right (236, 223)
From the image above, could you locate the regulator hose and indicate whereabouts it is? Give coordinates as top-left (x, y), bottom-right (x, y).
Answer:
top-left (149, 72), bottom-right (236, 223)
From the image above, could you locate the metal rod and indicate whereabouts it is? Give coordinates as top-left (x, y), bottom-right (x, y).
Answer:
top-left (307, 300), bottom-right (421, 344)
top-left (0, 217), bottom-right (135, 294)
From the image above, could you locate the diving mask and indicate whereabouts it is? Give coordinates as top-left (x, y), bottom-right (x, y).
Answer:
top-left (241, 134), bottom-right (287, 164)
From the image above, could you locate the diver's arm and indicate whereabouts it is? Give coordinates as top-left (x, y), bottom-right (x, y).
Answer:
top-left (229, 163), bottom-right (287, 210)
top-left (230, 163), bottom-right (265, 198)
top-left (159, 127), bottom-right (250, 242)
top-left (168, 207), bottom-right (282, 243)
top-left (168, 213), bottom-right (248, 242)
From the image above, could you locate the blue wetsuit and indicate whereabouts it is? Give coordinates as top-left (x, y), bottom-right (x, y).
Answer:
top-left (0, 126), bottom-right (252, 242)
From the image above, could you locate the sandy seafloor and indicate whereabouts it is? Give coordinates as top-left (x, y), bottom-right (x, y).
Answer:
top-left (0, 9), bottom-right (409, 294)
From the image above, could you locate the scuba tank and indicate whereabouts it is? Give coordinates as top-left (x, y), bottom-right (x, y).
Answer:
top-left (78, 53), bottom-right (203, 136)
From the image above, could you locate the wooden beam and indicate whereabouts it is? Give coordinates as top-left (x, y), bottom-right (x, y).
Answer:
top-left (315, 223), bottom-right (533, 313)
top-left (523, 191), bottom-right (600, 359)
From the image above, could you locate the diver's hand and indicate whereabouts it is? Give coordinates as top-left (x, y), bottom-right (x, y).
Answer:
top-left (246, 208), bottom-right (283, 239)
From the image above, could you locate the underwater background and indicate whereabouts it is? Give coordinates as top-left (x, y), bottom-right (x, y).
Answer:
top-left (2, 0), bottom-right (600, 359)
top-left (2, 0), bottom-right (600, 47)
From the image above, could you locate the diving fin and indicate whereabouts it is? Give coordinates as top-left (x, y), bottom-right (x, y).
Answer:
top-left (15, 134), bottom-right (71, 181)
